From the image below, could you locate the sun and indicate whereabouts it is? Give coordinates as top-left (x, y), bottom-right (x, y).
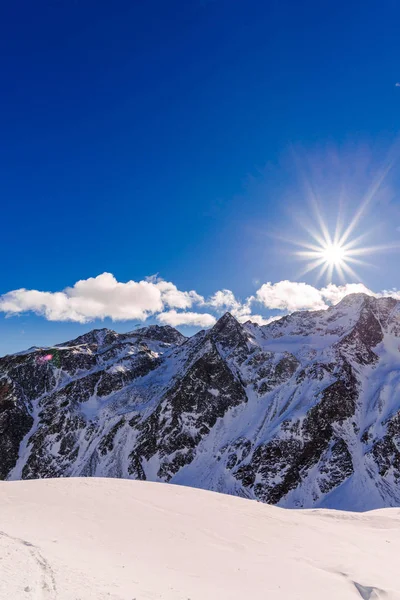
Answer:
top-left (320, 243), bottom-right (346, 266)
top-left (277, 150), bottom-right (400, 283)
top-left (291, 212), bottom-right (375, 283)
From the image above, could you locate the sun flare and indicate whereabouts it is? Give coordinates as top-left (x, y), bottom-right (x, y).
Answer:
top-left (291, 209), bottom-right (377, 283)
top-left (274, 152), bottom-right (400, 283)
top-left (320, 243), bottom-right (346, 266)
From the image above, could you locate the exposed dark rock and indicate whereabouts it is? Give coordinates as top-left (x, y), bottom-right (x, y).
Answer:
top-left (130, 324), bottom-right (186, 345)
top-left (133, 342), bottom-right (247, 480)
top-left (0, 378), bottom-right (33, 478)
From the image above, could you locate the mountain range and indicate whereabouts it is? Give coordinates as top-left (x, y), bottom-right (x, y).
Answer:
top-left (2, 292), bottom-right (400, 510)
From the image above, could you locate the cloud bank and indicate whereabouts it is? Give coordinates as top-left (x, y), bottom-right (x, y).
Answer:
top-left (0, 273), bottom-right (206, 324)
top-left (255, 281), bottom-right (376, 312)
top-left (158, 310), bottom-right (216, 328)
top-left (0, 272), bottom-right (397, 330)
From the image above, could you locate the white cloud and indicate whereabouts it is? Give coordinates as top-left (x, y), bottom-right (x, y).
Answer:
top-left (155, 280), bottom-right (204, 309)
top-left (254, 281), bottom-right (383, 314)
top-left (380, 289), bottom-right (400, 300)
top-left (238, 314), bottom-right (282, 326)
top-left (320, 283), bottom-right (375, 305)
top-left (207, 289), bottom-right (253, 320)
top-left (0, 273), bottom-right (204, 324)
top-left (207, 290), bottom-right (280, 325)
top-left (157, 310), bottom-right (216, 327)
top-left (208, 289), bottom-right (239, 311)
top-left (255, 281), bottom-right (328, 312)
top-left (0, 272), bottom-right (398, 331)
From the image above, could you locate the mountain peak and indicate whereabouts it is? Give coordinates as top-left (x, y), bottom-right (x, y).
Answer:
top-left (334, 292), bottom-right (372, 310)
top-left (130, 324), bottom-right (186, 345)
top-left (60, 328), bottom-right (117, 348)
top-left (214, 311), bottom-right (237, 325)
top-left (208, 312), bottom-right (251, 353)
top-left (211, 312), bottom-right (243, 335)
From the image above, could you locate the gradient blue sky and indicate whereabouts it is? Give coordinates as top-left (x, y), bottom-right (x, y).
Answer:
top-left (1, 0), bottom-right (400, 354)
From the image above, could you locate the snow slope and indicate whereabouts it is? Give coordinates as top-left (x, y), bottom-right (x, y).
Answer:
top-left (0, 478), bottom-right (400, 599)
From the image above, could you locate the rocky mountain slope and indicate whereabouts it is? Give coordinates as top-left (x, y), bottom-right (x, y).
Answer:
top-left (2, 293), bottom-right (400, 510)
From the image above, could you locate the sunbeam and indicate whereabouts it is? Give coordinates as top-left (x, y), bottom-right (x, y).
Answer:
top-left (285, 141), bottom-right (400, 284)
top-left (292, 211), bottom-right (399, 283)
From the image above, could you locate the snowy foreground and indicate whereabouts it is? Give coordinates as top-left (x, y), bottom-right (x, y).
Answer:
top-left (1, 478), bottom-right (400, 600)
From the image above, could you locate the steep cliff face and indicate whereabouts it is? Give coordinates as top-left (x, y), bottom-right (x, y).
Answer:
top-left (2, 293), bottom-right (400, 510)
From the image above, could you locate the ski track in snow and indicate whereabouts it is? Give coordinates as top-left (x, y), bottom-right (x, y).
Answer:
top-left (0, 530), bottom-right (56, 599)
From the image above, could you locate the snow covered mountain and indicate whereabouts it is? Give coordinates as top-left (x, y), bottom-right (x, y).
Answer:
top-left (2, 292), bottom-right (400, 510)
top-left (2, 477), bottom-right (400, 600)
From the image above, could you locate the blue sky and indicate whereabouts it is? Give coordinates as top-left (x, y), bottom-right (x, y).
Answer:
top-left (1, 0), bottom-right (400, 355)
